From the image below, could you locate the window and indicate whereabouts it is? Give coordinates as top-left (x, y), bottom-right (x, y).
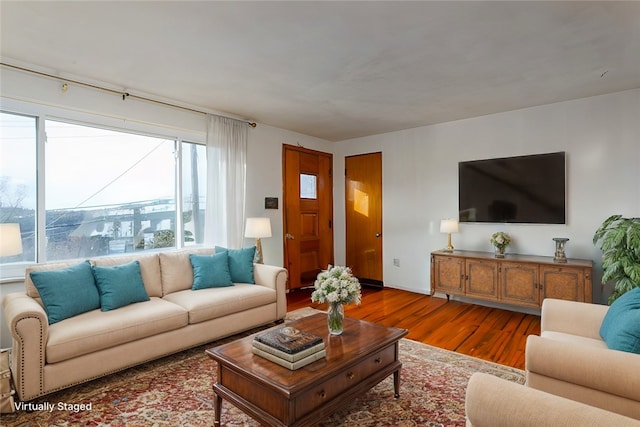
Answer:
top-left (300, 173), bottom-right (317, 199)
top-left (0, 113), bottom-right (206, 275)
top-left (45, 120), bottom-right (179, 259)
top-left (0, 112), bottom-right (37, 264)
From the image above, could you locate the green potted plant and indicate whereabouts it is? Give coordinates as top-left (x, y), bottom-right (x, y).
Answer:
top-left (593, 215), bottom-right (640, 304)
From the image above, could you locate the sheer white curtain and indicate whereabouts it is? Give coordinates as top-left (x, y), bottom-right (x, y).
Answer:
top-left (205, 115), bottom-right (247, 248)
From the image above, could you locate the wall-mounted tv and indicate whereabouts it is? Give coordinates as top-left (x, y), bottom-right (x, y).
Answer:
top-left (458, 152), bottom-right (566, 224)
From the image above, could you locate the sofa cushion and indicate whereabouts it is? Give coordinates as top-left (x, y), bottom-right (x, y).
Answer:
top-left (159, 248), bottom-right (214, 295)
top-left (600, 287), bottom-right (640, 353)
top-left (215, 246), bottom-right (256, 283)
top-left (29, 261), bottom-right (100, 324)
top-left (91, 253), bottom-right (163, 298)
top-left (162, 283), bottom-right (275, 324)
top-left (92, 261), bottom-right (150, 311)
top-left (46, 297), bottom-right (188, 364)
top-left (190, 252), bottom-right (233, 290)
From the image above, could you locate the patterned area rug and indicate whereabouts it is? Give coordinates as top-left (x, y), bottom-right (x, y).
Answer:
top-left (2, 314), bottom-right (524, 427)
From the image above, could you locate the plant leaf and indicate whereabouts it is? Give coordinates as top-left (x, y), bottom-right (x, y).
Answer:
top-left (593, 214), bottom-right (622, 245)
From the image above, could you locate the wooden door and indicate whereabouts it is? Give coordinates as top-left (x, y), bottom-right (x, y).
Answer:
top-left (283, 145), bottom-right (333, 290)
top-left (345, 152), bottom-right (383, 286)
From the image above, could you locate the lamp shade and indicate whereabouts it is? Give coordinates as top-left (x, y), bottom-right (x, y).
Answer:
top-left (440, 219), bottom-right (459, 234)
top-left (244, 217), bottom-right (272, 238)
top-left (0, 223), bottom-right (23, 257)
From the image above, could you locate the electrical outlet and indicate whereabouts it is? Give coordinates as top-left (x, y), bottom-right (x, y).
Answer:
top-left (393, 258), bottom-right (400, 267)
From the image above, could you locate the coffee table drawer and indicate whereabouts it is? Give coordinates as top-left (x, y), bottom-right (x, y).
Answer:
top-left (294, 344), bottom-right (397, 417)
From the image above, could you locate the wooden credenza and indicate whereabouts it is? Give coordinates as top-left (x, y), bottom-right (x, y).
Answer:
top-left (430, 250), bottom-right (593, 309)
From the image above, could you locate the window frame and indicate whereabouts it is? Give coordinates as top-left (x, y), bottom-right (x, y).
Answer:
top-left (0, 98), bottom-right (207, 281)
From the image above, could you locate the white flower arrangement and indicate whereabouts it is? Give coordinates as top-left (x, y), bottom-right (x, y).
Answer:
top-left (490, 231), bottom-right (512, 249)
top-left (311, 265), bottom-right (362, 306)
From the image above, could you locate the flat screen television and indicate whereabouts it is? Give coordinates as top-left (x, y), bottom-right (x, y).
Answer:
top-left (458, 152), bottom-right (566, 224)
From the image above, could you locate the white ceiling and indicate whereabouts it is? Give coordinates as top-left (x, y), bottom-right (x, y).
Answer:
top-left (1, 1), bottom-right (639, 142)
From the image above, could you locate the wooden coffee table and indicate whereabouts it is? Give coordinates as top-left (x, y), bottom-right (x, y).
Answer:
top-left (206, 313), bottom-right (408, 427)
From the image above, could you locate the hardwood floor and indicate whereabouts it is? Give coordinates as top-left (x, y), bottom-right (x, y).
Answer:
top-left (286, 286), bottom-right (541, 370)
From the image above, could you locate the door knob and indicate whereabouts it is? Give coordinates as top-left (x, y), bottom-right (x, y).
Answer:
top-left (375, 233), bottom-right (381, 238)
top-left (285, 233), bottom-right (295, 240)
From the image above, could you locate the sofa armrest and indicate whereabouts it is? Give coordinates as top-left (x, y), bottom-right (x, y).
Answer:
top-left (466, 372), bottom-right (639, 427)
top-left (541, 298), bottom-right (609, 339)
top-left (526, 335), bottom-right (640, 403)
top-left (253, 263), bottom-right (288, 320)
top-left (2, 292), bottom-right (48, 401)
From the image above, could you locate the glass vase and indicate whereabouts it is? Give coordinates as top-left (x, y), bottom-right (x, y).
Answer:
top-left (327, 302), bottom-right (344, 335)
top-left (495, 246), bottom-right (505, 258)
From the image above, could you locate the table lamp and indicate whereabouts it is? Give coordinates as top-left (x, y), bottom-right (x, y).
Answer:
top-left (0, 223), bottom-right (23, 257)
top-left (244, 217), bottom-right (272, 263)
top-left (440, 219), bottom-right (459, 252)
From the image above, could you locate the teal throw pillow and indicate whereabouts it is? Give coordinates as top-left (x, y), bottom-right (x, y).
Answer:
top-left (190, 252), bottom-right (233, 290)
top-left (600, 287), bottom-right (640, 354)
top-left (215, 246), bottom-right (256, 283)
top-left (29, 261), bottom-right (100, 324)
top-left (92, 261), bottom-right (150, 311)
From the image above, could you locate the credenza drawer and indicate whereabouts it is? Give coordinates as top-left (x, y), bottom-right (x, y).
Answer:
top-left (294, 344), bottom-right (396, 418)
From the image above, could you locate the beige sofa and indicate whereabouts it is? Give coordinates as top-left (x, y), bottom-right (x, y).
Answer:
top-left (526, 298), bottom-right (640, 420)
top-left (2, 248), bottom-right (287, 401)
top-left (465, 372), bottom-right (640, 427)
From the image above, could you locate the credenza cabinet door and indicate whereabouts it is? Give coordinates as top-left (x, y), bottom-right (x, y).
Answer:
top-left (465, 259), bottom-right (499, 301)
top-left (432, 255), bottom-right (465, 296)
top-left (499, 262), bottom-right (539, 308)
top-left (540, 266), bottom-right (590, 303)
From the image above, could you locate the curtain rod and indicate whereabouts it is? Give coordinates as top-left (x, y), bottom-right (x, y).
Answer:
top-left (0, 62), bottom-right (257, 128)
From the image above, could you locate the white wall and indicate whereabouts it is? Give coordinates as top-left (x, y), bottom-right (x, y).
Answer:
top-left (244, 125), bottom-right (333, 266)
top-left (333, 89), bottom-right (640, 304)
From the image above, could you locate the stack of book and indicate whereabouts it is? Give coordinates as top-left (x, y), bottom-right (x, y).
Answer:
top-left (252, 326), bottom-right (326, 370)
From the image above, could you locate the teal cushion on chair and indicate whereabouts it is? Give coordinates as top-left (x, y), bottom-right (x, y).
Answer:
top-left (190, 252), bottom-right (233, 290)
top-left (600, 287), bottom-right (640, 353)
top-left (29, 261), bottom-right (100, 324)
top-left (92, 261), bottom-right (150, 311)
top-left (215, 246), bottom-right (256, 283)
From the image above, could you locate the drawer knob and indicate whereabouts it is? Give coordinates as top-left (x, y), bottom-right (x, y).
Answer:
top-left (347, 372), bottom-right (355, 380)
top-left (375, 357), bottom-right (382, 364)
top-left (318, 390), bottom-right (326, 398)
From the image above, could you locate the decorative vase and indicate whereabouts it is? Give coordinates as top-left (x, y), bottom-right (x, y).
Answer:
top-left (327, 302), bottom-right (344, 335)
top-left (553, 237), bottom-right (569, 263)
top-left (495, 246), bottom-right (505, 258)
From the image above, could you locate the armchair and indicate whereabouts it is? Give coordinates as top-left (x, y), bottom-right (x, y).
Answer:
top-left (525, 298), bottom-right (640, 420)
top-left (465, 372), bottom-right (639, 427)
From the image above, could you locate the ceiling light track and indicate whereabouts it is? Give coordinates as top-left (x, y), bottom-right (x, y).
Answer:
top-left (0, 62), bottom-right (257, 128)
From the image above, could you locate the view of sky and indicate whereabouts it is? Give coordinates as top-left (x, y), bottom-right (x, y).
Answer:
top-left (1, 112), bottom-right (194, 211)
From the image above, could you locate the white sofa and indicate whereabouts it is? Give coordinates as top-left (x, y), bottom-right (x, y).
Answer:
top-left (2, 248), bottom-right (287, 401)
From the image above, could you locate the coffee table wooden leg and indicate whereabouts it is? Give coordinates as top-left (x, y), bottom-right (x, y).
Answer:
top-left (394, 369), bottom-right (401, 398)
top-left (214, 390), bottom-right (222, 426)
